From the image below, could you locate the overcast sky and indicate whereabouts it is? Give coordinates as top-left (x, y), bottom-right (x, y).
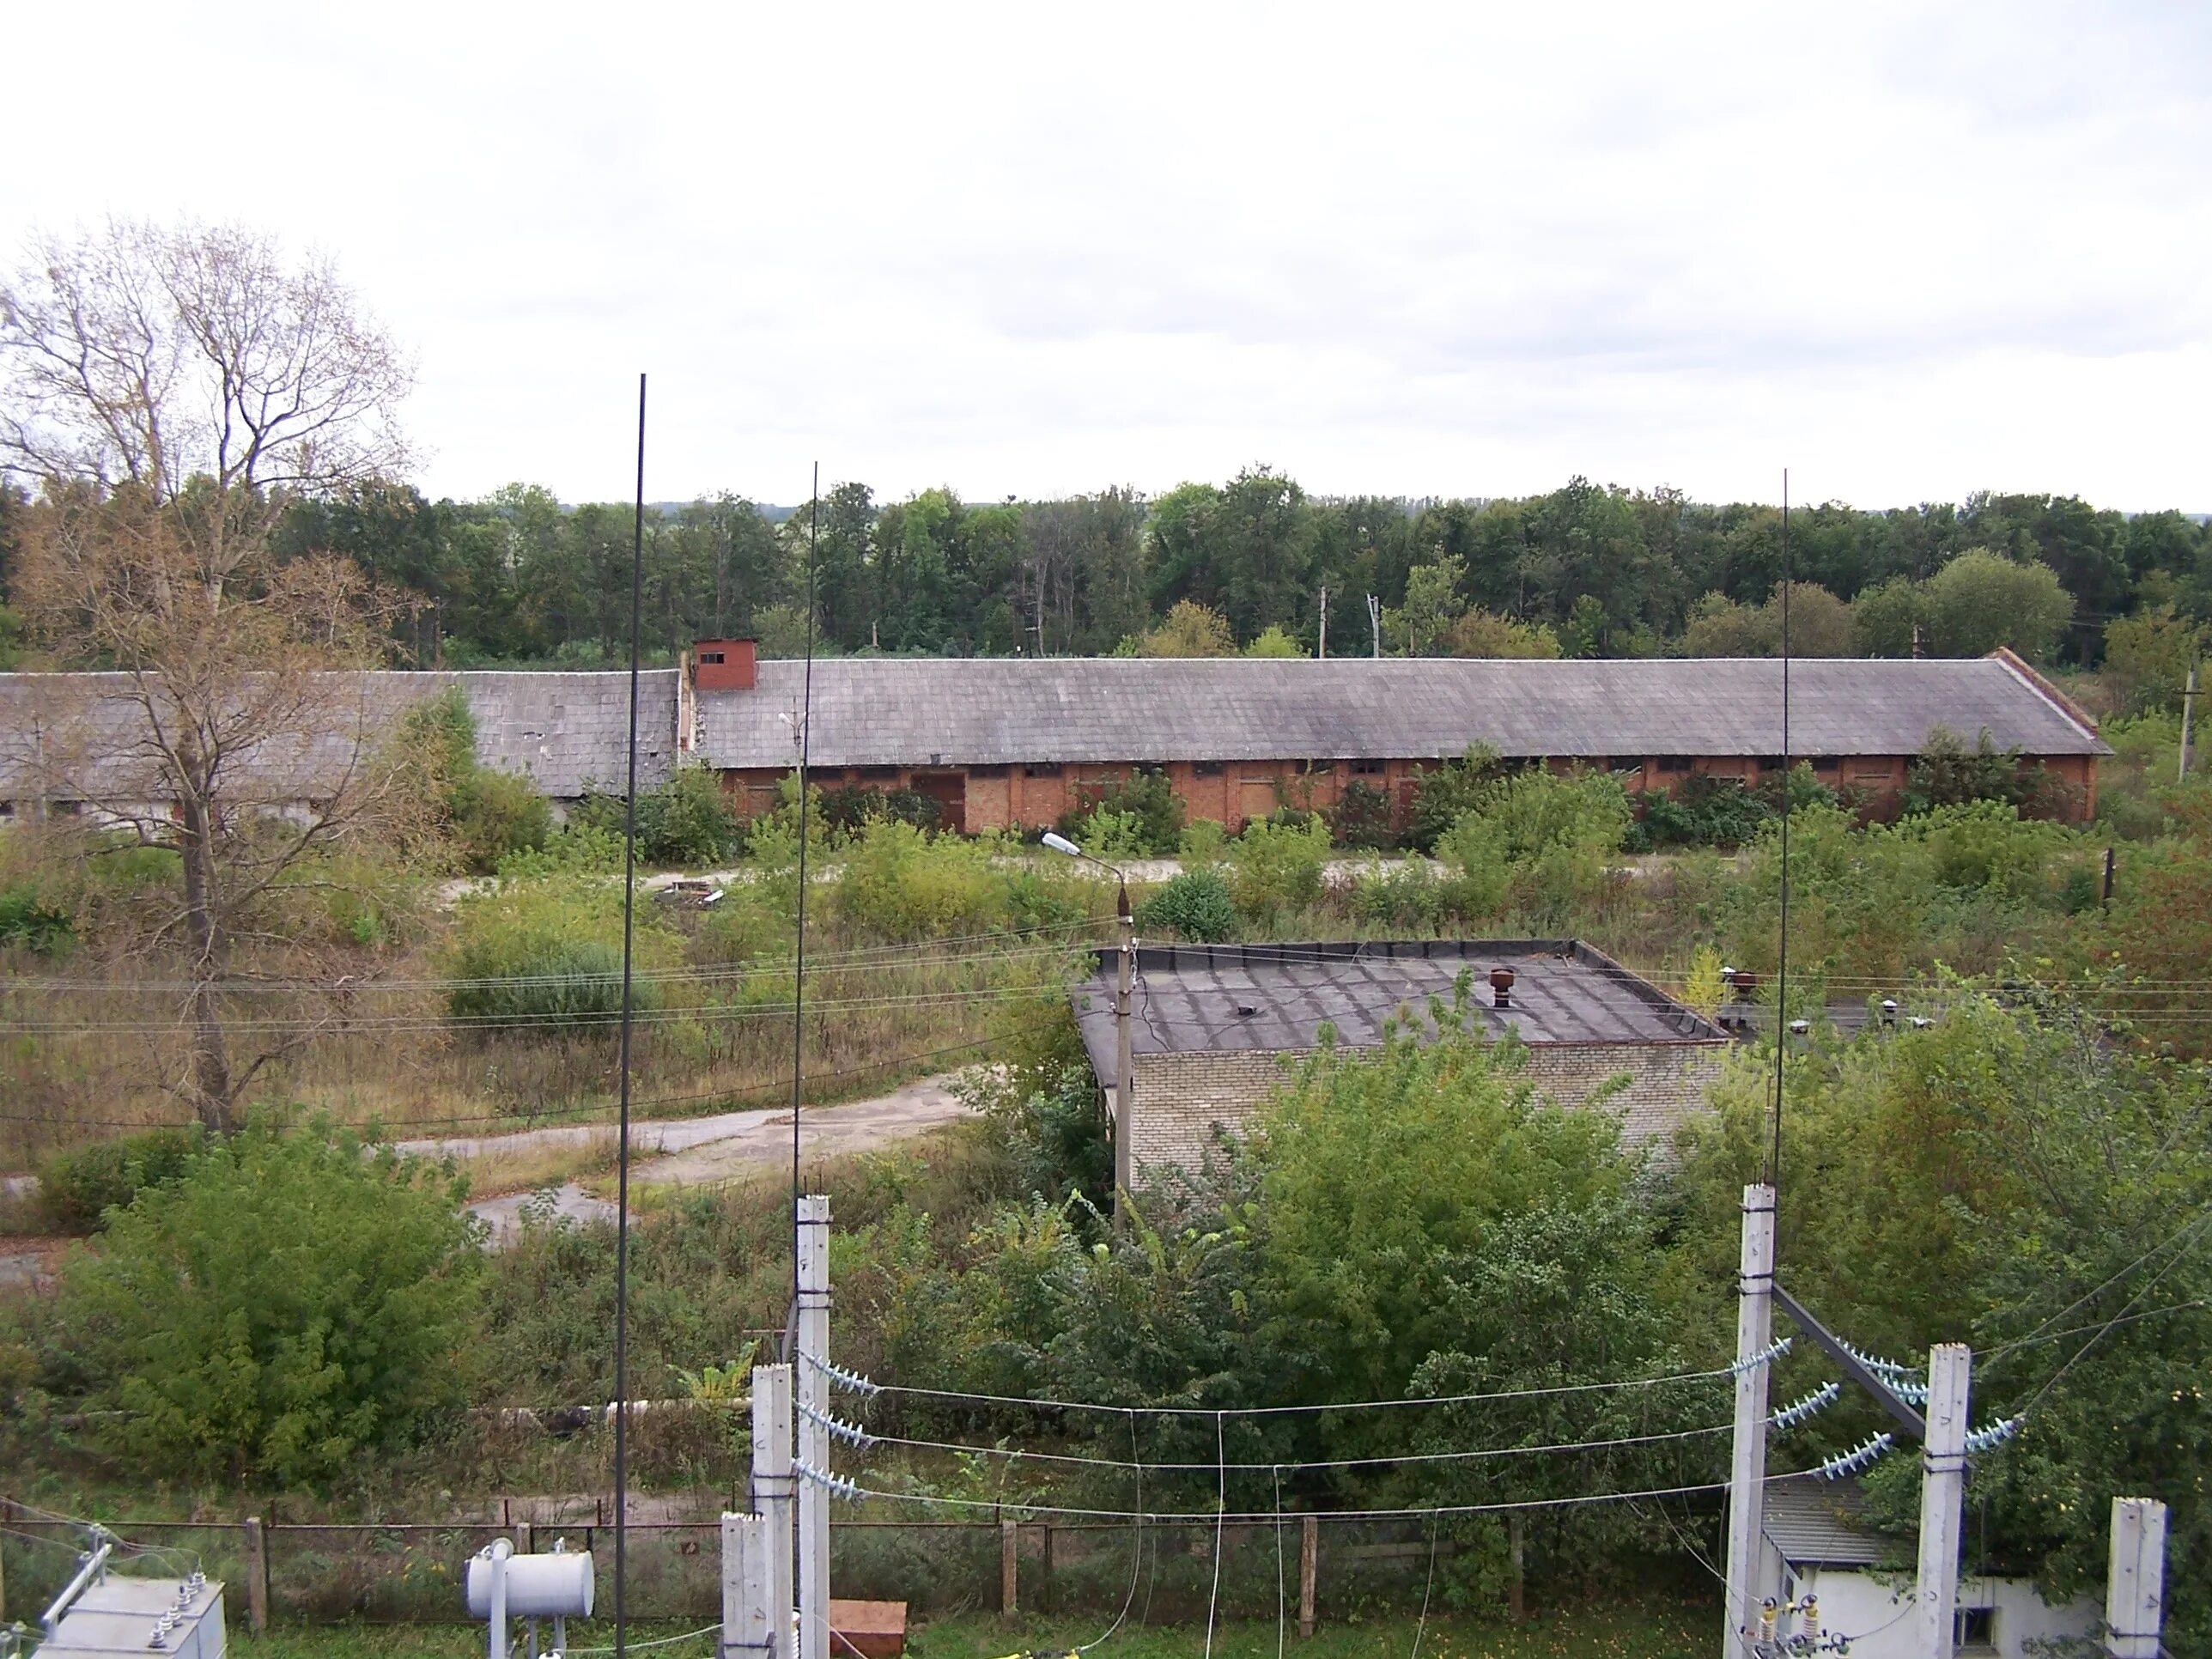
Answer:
top-left (8, 2), bottom-right (2208, 511)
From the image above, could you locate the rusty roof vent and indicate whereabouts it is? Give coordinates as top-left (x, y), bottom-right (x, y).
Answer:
top-left (1489, 966), bottom-right (1516, 1009)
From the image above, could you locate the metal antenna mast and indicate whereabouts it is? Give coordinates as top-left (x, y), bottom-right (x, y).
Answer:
top-left (612, 370), bottom-right (647, 1659)
top-left (1769, 468), bottom-right (1791, 1192)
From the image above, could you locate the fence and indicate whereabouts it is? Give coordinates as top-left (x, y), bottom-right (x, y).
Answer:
top-left (0, 1502), bottom-right (1571, 1630)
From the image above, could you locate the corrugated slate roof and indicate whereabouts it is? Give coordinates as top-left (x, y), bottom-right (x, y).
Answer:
top-left (0, 670), bottom-right (674, 803)
top-left (1073, 939), bottom-right (1728, 1088)
top-left (698, 655), bottom-right (2106, 769)
top-left (1762, 1479), bottom-right (1891, 1567)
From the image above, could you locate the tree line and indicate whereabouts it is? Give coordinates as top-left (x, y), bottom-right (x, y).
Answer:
top-left (252, 471), bottom-right (2211, 700)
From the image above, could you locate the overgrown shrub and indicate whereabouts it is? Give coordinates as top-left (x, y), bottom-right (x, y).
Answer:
top-left (1629, 775), bottom-right (1772, 850)
top-left (817, 784), bottom-right (942, 836)
top-left (54, 1118), bottom-right (483, 1485)
top-left (1055, 769), bottom-right (1184, 856)
top-left (40, 1127), bottom-right (204, 1234)
top-left (1325, 780), bottom-right (1398, 849)
top-left (453, 767), bottom-right (552, 872)
top-left (1900, 799), bottom-right (2069, 898)
top-left (445, 877), bottom-right (672, 1024)
top-left (574, 767), bottom-right (742, 867)
top-left (1349, 860), bottom-right (1453, 930)
top-left (1226, 815), bottom-right (1332, 920)
top-left (1404, 744), bottom-right (1506, 852)
top-left (836, 821), bottom-right (1009, 941)
top-left (0, 882), bottom-right (73, 954)
top-left (1137, 871), bottom-right (1239, 941)
top-left (1905, 726), bottom-right (2053, 816)
top-left (393, 687), bottom-right (551, 873)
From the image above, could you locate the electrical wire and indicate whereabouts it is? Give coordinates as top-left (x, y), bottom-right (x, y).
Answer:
top-left (561, 1624), bottom-right (723, 1655)
top-left (848, 1362), bottom-right (1735, 1420)
top-left (846, 1415), bottom-right (1741, 1474)
top-left (799, 1468), bottom-right (1828, 1524)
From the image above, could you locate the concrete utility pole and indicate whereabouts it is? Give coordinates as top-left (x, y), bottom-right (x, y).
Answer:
top-left (722, 1511), bottom-right (769, 1659)
top-left (1114, 896), bottom-right (1135, 1229)
top-left (1914, 1344), bottom-right (1971, 1659)
top-left (1366, 593), bottom-right (1382, 658)
top-left (2105, 1497), bottom-right (2167, 1658)
top-left (750, 1364), bottom-right (795, 1659)
top-left (2180, 659), bottom-right (2197, 783)
top-left (1317, 586), bottom-right (1328, 659)
top-left (1722, 1183), bottom-right (1777, 1659)
top-left (797, 1198), bottom-right (831, 1659)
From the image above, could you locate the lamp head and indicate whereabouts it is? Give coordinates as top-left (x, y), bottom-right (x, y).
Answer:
top-left (1042, 832), bottom-right (1081, 858)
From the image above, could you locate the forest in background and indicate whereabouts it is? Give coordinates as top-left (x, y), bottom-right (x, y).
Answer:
top-left (6, 472), bottom-right (2199, 710)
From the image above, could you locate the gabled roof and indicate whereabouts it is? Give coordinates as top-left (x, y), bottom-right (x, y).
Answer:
top-left (1073, 939), bottom-right (1727, 1089)
top-left (696, 655), bottom-right (2107, 769)
top-left (0, 670), bottom-right (676, 803)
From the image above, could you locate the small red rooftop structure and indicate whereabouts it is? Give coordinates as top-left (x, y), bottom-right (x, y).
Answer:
top-left (690, 639), bottom-right (757, 692)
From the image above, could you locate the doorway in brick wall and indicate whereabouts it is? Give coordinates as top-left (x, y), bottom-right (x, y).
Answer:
top-left (912, 770), bottom-right (967, 834)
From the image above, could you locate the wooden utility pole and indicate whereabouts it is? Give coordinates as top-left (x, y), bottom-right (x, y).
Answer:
top-left (1297, 1516), bottom-right (1318, 1638)
top-left (1000, 1521), bottom-right (1018, 1616)
top-left (2180, 660), bottom-right (2197, 783)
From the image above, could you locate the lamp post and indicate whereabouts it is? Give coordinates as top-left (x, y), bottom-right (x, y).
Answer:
top-left (1042, 832), bottom-right (1134, 1227)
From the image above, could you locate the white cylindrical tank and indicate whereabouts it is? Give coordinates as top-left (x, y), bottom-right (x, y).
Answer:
top-left (465, 1548), bottom-right (596, 1620)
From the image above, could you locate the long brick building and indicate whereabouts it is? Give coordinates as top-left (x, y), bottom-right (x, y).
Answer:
top-left (1, 645), bottom-right (2106, 827)
top-left (687, 643), bottom-right (2107, 829)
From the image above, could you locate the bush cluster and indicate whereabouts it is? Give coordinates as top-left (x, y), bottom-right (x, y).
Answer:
top-left (1054, 769), bottom-right (1184, 856)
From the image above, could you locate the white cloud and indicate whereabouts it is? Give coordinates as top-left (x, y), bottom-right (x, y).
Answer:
top-left (6, 0), bottom-right (2207, 509)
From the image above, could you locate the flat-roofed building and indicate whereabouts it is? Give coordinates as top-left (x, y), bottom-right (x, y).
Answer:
top-left (1070, 939), bottom-right (1731, 1178)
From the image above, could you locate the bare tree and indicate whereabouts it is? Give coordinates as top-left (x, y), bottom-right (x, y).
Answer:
top-left (1, 218), bottom-right (411, 605)
top-left (2, 222), bottom-right (422, 1133)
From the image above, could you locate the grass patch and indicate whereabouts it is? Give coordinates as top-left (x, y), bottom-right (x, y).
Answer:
top-left (234, 1597), bottom-right (1718, 1659)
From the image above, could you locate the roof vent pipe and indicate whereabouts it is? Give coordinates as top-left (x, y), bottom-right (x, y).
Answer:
top-left (1489, 966), bottom-right (1515, 1009)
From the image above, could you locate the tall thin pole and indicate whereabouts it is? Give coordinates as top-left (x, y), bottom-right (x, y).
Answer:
top-left (787, 466), bottom-right (821, 1652)
top-left (1914, 1344), bottom-right (1971, 1658)
top-left (2180, 659), bottom-right (2198, 784)
top-left (1721, 1182), bottom-right (1776, 1659)
top-left (1317, 586), bottom-right (1328, 659)
top-left (1769, 470), bottom-right (1790, 1192)
top-left (613, 371), bottom-right (647, 1659)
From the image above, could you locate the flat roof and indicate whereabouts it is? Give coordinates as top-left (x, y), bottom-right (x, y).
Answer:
top-left (1073, 939), bottom-right (1727, 1088)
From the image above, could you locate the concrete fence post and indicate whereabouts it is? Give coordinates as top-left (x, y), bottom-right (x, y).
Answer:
top-left (242, 1516), bottom-right (269, 1635)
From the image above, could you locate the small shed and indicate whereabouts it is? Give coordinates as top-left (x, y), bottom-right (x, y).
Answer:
top-left (1759, 1480), bottom-right (2093, 1657)
top-left (1072, 939), bottom-right (1729, 1176)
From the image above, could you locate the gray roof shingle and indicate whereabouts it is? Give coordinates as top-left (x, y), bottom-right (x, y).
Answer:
top-left (0, 670), bottom-right (675, 803)
top-left (696, 655), bottom-right (2106, 769)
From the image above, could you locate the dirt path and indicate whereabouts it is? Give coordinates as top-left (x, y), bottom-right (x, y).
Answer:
top-left (459, 1075), bottom-right (973, 1243)
top-left (0, 1075), bottom-right (979, 1270)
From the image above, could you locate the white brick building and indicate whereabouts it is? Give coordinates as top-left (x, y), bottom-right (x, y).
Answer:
top-left (1072, 939), bottom-right (1730, 1182)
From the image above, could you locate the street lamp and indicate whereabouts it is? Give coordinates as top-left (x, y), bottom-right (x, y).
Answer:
top-left (1043, 831), bottom-right (1135, 1224)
